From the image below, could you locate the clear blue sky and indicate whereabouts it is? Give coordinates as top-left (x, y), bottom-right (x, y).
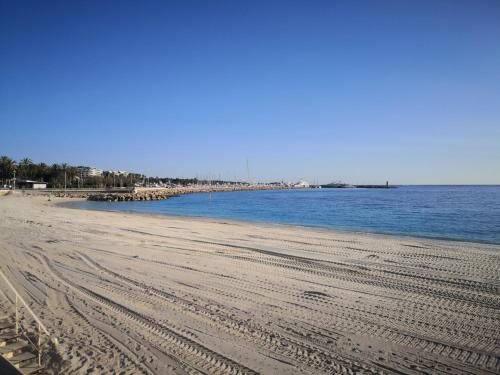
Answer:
top-left (1, 0), bottom-right (499, 184)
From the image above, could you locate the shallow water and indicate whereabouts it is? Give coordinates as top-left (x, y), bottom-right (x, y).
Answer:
top-left (67, 185), bottom-right (500, 244)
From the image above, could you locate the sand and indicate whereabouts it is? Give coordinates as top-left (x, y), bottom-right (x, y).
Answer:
top-left (0, 193), bottom-right (499, 375)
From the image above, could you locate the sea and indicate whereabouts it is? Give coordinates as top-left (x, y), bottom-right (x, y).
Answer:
top-left (67, 185), bottom-right (500, 244)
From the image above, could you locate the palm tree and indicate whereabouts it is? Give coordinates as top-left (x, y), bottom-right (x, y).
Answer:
top-left (34, 163), bottom-right (49, 181)
top-left (60, 163), bottom-right (78, 188)
top-left (65, 166), bottom-right (78, 188)
top-left (18, 158), bottom-right (34, 179)
top-left (49, 163), bottom-right (62, 187)
top-left (0, 156), bottom-right (16, 185)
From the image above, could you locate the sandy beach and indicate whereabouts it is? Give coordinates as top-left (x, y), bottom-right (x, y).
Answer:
top-left (0, 193), bottom-right (499, 375)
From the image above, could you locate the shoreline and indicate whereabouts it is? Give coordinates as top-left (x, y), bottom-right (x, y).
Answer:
top-left (60, 194), bottom-right (500, 248)
top-left (1, 194), bottom-right (499, 374)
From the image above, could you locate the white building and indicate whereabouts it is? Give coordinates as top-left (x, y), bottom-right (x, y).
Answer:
top-left (77, 166), bottom-right (103, 178)
top-left (17, 180), bottom-right (47, 189)
top-left (294, 180), bottom-right (310, 188)
top-left (106, 170), bottom-right (129, 177)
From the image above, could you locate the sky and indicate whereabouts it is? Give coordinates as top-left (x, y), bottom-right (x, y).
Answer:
top-left (1, 0), bottom-right (499, 184)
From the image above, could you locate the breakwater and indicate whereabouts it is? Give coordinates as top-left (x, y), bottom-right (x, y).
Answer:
top-left (86, 185), bottom-right (288, 202)
top-left (12, 185), bottom-right (291, 201)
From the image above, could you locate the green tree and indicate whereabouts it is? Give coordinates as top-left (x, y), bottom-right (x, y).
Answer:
top-left (0, 156), bottom-right (17, 185)
top-left (33, 163), bottom-right (49, 182)
top-left (17, 158), bottom-right (34, 180)
top-left (49, 163), bottom-right (62, 187)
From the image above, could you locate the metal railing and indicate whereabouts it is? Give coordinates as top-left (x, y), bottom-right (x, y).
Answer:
top-left (0, 268), bottom-right (57, 367)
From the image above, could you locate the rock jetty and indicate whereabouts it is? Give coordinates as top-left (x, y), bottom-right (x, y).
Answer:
top-left (87, 185), bottom-right (287, 202)
top-left (88, 189), bottom-right (175, 202)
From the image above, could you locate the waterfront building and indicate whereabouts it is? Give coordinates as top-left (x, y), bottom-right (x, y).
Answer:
top-left (76, 166), bottom-right (103, 177)
top-left (106, 170), bottom-right (129, 176)
top-left (294, 180), bottom-right (310, 188)
top-left (16, 180), bottom-right (47, 189)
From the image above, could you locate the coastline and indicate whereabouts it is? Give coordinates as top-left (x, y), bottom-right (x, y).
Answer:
top-left (1, 194), bottom-right (499, 374)
top-left (60, 190), bottom-right (500, 247)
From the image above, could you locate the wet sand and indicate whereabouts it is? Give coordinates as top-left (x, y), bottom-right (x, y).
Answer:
top-left (0, 193), bottom-right (499, 374)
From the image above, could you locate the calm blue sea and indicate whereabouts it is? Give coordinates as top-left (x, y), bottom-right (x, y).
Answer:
top-left (67, 186), bottom-right (500, 244)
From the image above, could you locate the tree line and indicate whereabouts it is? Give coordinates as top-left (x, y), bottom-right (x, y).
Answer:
top-left (0, 156), bottom-right (144, 188)
top-left (0, 155), bottom-right (242, 188)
